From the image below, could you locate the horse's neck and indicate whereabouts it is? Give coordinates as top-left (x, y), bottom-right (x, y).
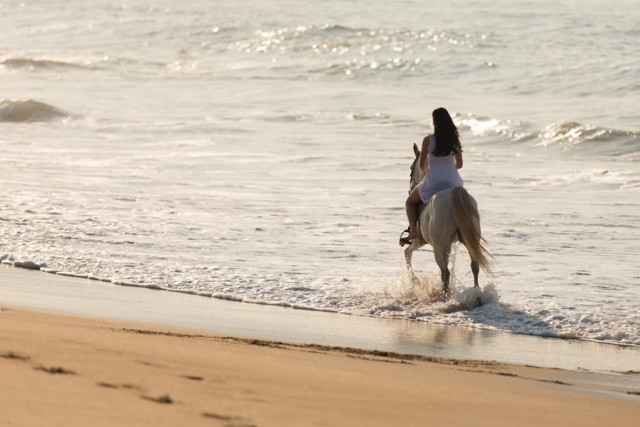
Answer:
top-left (410, 171), bottom-right (424, 191)
top-left (410, 151), bottom-right (427, 190)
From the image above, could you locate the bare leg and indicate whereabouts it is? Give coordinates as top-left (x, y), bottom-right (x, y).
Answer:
top-left (405, 186), bottom-right (422, 240)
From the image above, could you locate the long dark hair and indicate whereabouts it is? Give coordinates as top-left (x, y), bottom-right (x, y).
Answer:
top-left (431, 107), bottom-right (462, 156)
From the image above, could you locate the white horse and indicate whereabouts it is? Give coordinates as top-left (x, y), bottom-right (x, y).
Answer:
top-left (402, 143), bottom-right (493, 292)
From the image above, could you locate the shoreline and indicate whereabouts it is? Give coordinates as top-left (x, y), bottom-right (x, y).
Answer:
top-left (1, 264), bottom-right (639, 373)
top-left (1, 264), bottom-right (639, 425)
top-left (2, 305), bottom-right (639, 426)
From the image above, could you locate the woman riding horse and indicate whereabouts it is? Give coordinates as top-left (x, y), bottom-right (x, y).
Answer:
top-left (403, 107), bottom-right (463, 242)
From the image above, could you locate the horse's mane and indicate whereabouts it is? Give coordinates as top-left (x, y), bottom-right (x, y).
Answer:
top-left (408, 143), bottom-right (423, 193)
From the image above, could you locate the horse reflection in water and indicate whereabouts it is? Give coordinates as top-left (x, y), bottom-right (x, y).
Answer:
top-left (402, 143), bottom-right (493, 293)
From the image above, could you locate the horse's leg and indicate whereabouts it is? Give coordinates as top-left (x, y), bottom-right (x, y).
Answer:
top-left (465, 243), bottom-right (481, 304)
top-left (471, 258), bottom-right (479, 287)
top-left (433, 246), bottom-right (451, 293)
top-left (404, 245), bottom-right (414, 271)
top-left (471, 259), bottom-right (480, 288)
top-left (404, 239), bottom-right (426, 284)
top-left (459, 236), bottom-right (480, 288)
top-left (404, 241), bottom-right (421, 270)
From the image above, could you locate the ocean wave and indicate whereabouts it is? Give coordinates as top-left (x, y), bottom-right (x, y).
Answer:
top-left (322, 57), bottom-right (423, 77)
top-left (456, 114), bottom-right (537, 142)
top-left (457, 113), bottom-right (639, 156)
top-left (221, 24), bottom-right (476, 78)
top-left (0, 99), bottom-right (71, 123)
top-left (535, 121), bottom-right (639, 155)
top-left (0, 58), bottom-right (91, 71)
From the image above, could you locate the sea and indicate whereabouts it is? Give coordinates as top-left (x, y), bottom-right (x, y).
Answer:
top-left (1, 0), bottom-right (638, 347)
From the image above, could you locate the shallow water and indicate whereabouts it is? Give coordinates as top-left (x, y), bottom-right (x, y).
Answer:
top-left (4, 264), bottom-right (640, 375)
top-left (1, 0), bottom-right (638, 346)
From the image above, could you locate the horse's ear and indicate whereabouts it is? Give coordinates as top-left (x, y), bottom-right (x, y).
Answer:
top-left (413, 143), bottom-right (420, 157)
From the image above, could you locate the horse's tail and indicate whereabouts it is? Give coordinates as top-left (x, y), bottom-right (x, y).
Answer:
top-left (450, 186), bottom-right (494, 277)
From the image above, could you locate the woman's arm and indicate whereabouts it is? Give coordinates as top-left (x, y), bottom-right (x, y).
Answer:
top-left (454, 151), bottom-right (463, 169)
top-left (419, 136), bottom-right (429, 176)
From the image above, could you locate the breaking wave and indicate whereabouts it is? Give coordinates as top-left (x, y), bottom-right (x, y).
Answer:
top-left (457, 113), bottom-right (639, 157)
top-left (0, 99), bottom-right (71, 122)
top-left (1, 58), bottom-right (90, 71)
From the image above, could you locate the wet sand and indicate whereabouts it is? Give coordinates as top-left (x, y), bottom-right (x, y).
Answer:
top-left (1, 306), bottom-right (639, 426)
top-left (1, 264), bottom-right (639, 373)
top-left (1, 265), bottom-right (639, 425)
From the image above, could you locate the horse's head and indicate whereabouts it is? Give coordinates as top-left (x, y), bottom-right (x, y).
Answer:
top-left (409, 143), bottom-right (424, 193)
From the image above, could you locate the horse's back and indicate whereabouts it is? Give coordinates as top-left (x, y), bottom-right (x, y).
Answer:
top-left (422, 187), bottom-right (478, 246)
top-left (422, 188), bottom-right (454, 246)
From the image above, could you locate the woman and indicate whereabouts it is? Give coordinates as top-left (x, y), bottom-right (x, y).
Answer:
top-left (403, 107), bottom-right (463, 242)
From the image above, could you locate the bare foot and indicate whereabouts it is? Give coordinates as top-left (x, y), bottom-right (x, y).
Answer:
top-left (399, 229), bottom-right (418, 247)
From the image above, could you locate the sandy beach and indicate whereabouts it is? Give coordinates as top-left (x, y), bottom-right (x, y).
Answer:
top-left (1, 306), bottom-right (639, 427)
top-left (1, 266), bottom-right (639, 426)
top-left (1, 269), bottom-right (639, 427)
